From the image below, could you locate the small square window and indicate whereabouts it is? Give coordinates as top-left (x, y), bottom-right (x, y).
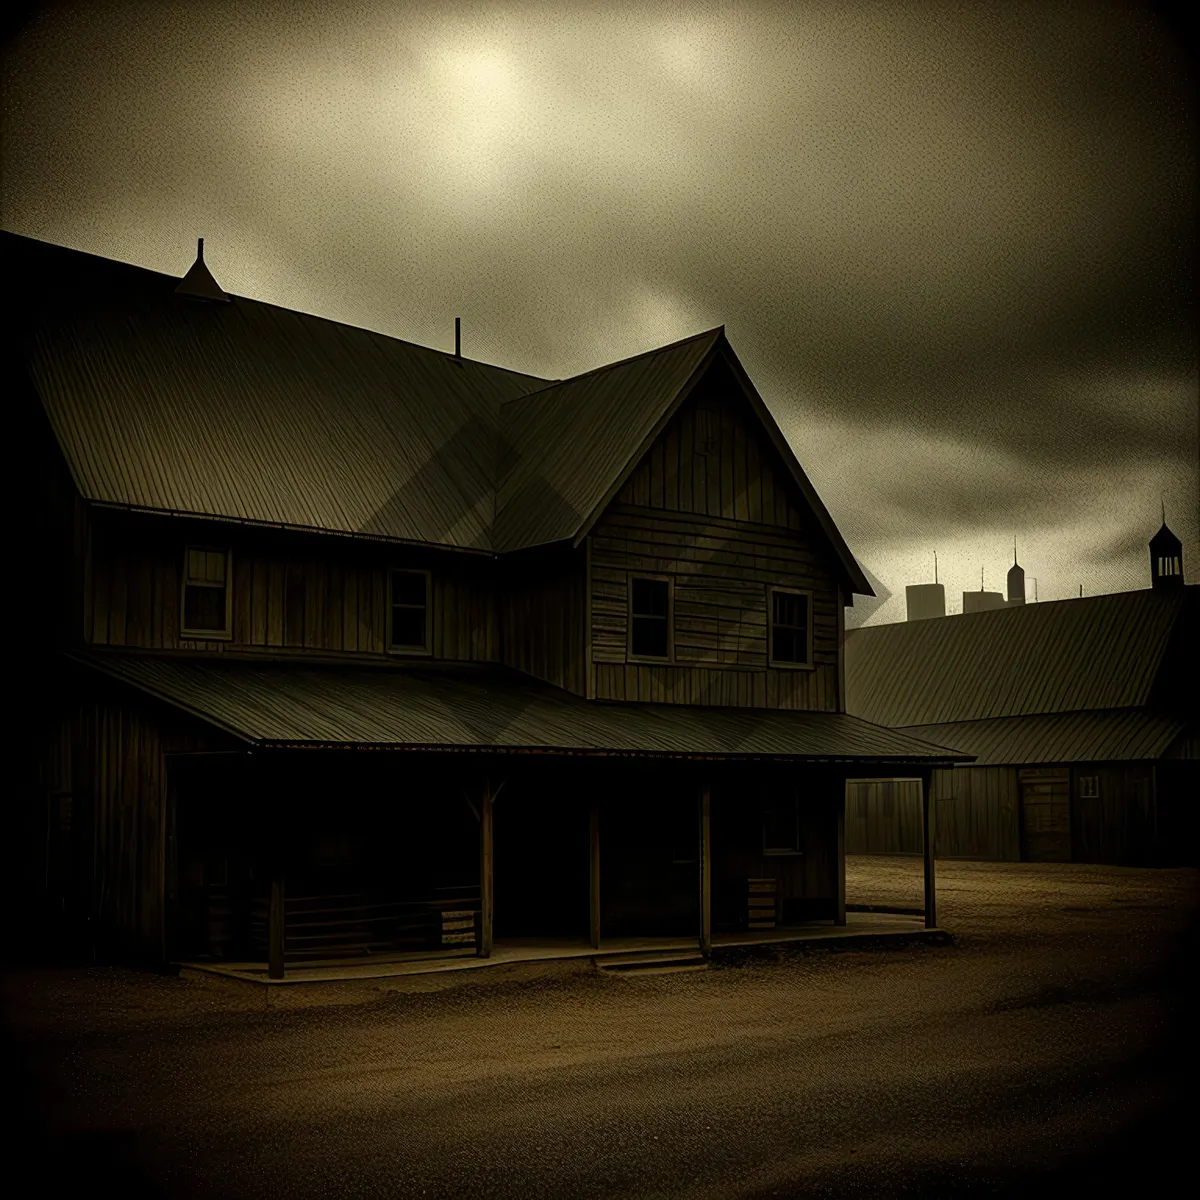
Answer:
top-left (181, 545), bottom-right (231, 638)
top-left (1078, 775), bottom-right (1099, 800)
top-left (628, 575), bottom-right (672, 661)
top-left (763, 796), bottom-right (801, 855)
top-left (768, 587), bottom-right (812, 668)
top-left (390, 569), bottom-right (431, 653)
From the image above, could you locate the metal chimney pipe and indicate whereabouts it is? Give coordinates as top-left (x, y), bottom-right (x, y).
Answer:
top-left (455, 317), bottom-right (461, 358)
top-left (198, 237), bottom-right (204, 261)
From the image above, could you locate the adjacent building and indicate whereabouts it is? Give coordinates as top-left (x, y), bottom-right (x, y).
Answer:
top-left (845, 542), bottom-right (1197, 864)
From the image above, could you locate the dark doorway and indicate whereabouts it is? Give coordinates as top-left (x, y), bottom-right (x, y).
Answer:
top-left (493, 782), bottom-right (589, 939)
top-left (601, 769), bottom-right (699, 937)
top-left (1019, 768), bottom-right (1071, 861)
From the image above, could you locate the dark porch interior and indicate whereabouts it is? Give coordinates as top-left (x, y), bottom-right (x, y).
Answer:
top-left (169, 754), bottom-right (863, 968)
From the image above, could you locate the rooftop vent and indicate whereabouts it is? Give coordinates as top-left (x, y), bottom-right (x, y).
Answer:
top-left (175, 237), bottom-right (230, 303)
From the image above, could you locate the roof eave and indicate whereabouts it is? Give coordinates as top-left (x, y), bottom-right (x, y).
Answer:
top-left (715, 340), bottom-right (873, 598)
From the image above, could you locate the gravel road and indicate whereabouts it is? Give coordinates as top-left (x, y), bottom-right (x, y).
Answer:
top-left (3, 857), bottom-right (1196, 1198)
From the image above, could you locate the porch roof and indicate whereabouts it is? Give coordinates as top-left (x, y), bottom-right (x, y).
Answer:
top-left (73, 651), bottom-right (971, 764)
top-left (896, 707), bottom-right (1191, 766)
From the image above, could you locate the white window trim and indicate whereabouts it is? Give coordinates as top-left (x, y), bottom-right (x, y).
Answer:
top-left (387, 567), bottom-right (433, 656)
top-left (627, 572), bottom-right (674, 664)
top-left (180, 545), bottom-right (233, 641)
top-left (766, 585), bottom-right (814, 670)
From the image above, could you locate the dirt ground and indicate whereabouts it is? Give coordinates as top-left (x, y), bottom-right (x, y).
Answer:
top-left (2, 856), bottom-right (1197, 1198)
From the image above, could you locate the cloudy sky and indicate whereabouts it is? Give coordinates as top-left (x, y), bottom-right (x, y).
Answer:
top-left (3, 1), bottom-right (1194, 624)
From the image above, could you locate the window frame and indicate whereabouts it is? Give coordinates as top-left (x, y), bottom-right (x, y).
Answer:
top-left (1078, 774), bottom-right (1099, 800)
top-left (626, 572), bottom-right (674, 664)
top-left (766, 585), bottom-right (814, 670)
top-left (180, 545), bottom-right (233, 641)
top-left (762, 794), bottom-right (802, 856)
top-left (387, 567), bottom-right (433, 656)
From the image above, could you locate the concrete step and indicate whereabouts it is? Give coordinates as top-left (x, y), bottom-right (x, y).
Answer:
top-left (595, 950), bottom-right (709, 975)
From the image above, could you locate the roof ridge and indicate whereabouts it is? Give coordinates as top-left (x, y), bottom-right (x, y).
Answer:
top-left (3, 230), bottom-right (551, 388)
top-left (498, 325), bottom-right (725, 412)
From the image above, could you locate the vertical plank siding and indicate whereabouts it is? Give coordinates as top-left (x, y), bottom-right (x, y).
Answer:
top-left (87, 512), bottom-right (498, 663)
top-left (500, 548), bottom-right (587, 695)
top-left (34, 690), bottom-right (226, 960)
top-left (851, 764), bottom-right (1181, 865)
top-left (844, 779), bottom-right (925, 855)
top-left (935, 767), bottom-right (1021, 861)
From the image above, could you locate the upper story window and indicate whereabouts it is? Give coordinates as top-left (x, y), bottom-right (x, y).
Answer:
top-left (181, 546), bottom-right (232, 639)
top-left (767, 586), bottom-right (812, 668)
top-left (763, 795), bottom-right (801, 855)
top-left (628, 574), bottom-right (673, 662)
top-left (389, 568), bottom-right (432, 654)
top-left (1078, 775), bottom-right (1099, 799)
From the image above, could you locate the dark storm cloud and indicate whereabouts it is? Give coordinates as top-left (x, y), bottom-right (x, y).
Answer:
top-left (2, 0), bottom-right (1194, 621)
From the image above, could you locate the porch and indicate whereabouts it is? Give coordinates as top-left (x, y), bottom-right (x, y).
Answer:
top-left (180, 911), bottom-right (947, 985)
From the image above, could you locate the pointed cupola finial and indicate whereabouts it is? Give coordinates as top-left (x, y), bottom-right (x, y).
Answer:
top-left (175, 237), bottom-right (230, 303)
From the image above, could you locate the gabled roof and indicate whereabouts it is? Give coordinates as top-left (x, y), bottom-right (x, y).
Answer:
top-left (71, 650), bottom-right (970, 761)
top-left (7, 233), bottom-right (868, 587)
top-left (6, 232), bottom-right (548, 551)
top-left (495, 329), bottom-right (872, 594)
top-left (845, 587), bottom-right (1195, 728)
top-left (494, 328), bottom-right (721, 551)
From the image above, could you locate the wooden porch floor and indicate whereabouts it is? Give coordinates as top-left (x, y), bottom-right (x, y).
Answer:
top-left (179, 913), bottom-right (947, 986)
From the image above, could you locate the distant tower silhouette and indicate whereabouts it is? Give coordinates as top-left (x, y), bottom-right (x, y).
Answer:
top-left (906, 550), bottom-right (945, 621)
top-left (1006, 540), bottom-right (1025, 606)
top-left (1150, 507), bottom-right (1184, 590)
top-left (962, 565), bottom-right (1005, 614)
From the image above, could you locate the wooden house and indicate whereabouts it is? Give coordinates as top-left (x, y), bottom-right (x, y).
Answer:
top-left (7, 231), bottom-right (966, 975)
top-left (845, 581), bottom-right (1198, 865)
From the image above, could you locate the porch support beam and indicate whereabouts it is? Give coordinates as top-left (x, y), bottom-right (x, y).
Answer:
top-left (589, 800), bottom-right (601, 949)
top-left (834, 781), bottom-right (847, 926)
top-left (922, 770), bottom-right (937, 929)
top-left (268, 870), bottom-right (285, 980)
top-left (478, 783), bottom-right (495, 958)
top-left (699, 782), bottom-right (712, 959)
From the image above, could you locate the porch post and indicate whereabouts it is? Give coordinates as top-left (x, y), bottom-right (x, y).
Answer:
top-left (589, 800), bottom-right (601, 949)
top-left (478, 782), bottom-right (494, 958)
top-left (268, 869), bottom-right (285, 980)
top-left (834, 780), bottom-right (847, 926)
top-left (265, 752), bottom-right (285, 981)
top-left (922, 769), bottom-right (937, 929)
top-left (699, 781), bottom-right (712, 959)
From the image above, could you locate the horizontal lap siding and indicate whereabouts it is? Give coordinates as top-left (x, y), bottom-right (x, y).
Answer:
top-left (591, 507), bottom-right (840, 709)
top-left (88, 513), bottom-right (497, 663)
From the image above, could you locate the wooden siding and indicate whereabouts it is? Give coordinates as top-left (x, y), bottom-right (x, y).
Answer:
top-left (712, 772), bottom-right (838, 925)
top-left (934, 767), bottom-right (1021, 861)
top-left (34, 690), bottom-right (228, 960)
top-left (845, 779), bottom-right (924, 856)
top-left (500, 547), bottom-right (587, 695)
top-left (848, 770), bottom-right (1020, 861)
top-left (590, 507), bottom-right (840, 708)
top-left (588, 381), bottom-right (843, 709)
top-left (87, 512), bottom-right (498, 662)
top-left (1070, 763), bottom-right (1156, 865)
